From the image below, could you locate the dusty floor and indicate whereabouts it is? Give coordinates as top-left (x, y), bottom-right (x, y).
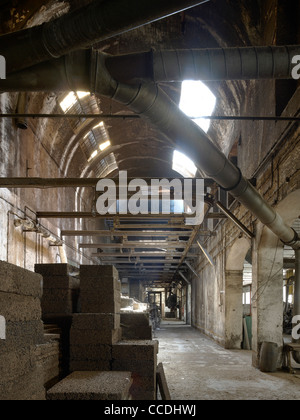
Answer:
top-left (155, 321), bottom-right (300, 400)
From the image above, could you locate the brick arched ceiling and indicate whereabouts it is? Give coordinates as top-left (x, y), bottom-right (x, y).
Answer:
top-left (0, 0), bottom-right (267, 179)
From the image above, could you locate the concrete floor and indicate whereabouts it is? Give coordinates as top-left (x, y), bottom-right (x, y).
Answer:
top-left (155, 321), bottom-right (300, 400)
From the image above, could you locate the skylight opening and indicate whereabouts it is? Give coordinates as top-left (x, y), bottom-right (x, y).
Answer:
top-left (77, 91), bottom-right (90, 99)
top-left (60, 91), bottom-right (90, 113)
top-left (60, 92), bottom-right (77, 113)
top-left (99, 140), bottom-right (111, 151)
top-left (179, 81), bottom-right (216, 133)
top-left (88, 150), bottom-right (98, 162)
top-left (172, 150), bottom-right (197, 178)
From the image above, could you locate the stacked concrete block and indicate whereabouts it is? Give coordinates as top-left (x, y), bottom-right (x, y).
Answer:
top-left (34, 339), bottom-right (60, 391)
top-left (70, 265), bottom-right (122, 372)
top-left (80, 265), bottom-right (121, 314)
top-left (47, 371), bottom-right (133, 400)
top-left (121, 313), bottom-right (152, 340)
top-left (112, 340), bottom-right (159, 400)
top-left (35, 264), bottom-right (80, 317)
top-left (70, 313), bottom-right (121, 372)
top-left (0, 261), bottom-right (47, 400)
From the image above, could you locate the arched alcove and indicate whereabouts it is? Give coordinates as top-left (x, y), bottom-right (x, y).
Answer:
top-left (252, 189), bottom-right (300, 367)
top-left (225, 237), bottom-right (252, 349)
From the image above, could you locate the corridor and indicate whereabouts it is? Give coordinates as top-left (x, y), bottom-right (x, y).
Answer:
top-left (156, 322), bottom-right (300, 400)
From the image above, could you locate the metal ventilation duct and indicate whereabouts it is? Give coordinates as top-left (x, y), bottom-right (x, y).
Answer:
top-left (106, 46), bottom-right (300, 83)
top-left (0, 0), bottom-right (209, 74)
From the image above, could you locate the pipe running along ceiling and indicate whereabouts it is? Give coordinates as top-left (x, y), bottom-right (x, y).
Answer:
top-left (1, 46), bottom-right (300, 249)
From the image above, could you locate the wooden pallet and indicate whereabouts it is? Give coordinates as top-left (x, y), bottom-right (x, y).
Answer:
top-left (156, 363), bottom-right (171, 401)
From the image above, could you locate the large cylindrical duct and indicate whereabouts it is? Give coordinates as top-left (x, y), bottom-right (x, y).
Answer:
top-left (1, 48), bottom-right (300, 250)
top-left (0, 0), bottom-right (209, 75)
top-left (105, 46), bottom-right (300, 83)
top-left (98, 78), bottom-right (300, 248)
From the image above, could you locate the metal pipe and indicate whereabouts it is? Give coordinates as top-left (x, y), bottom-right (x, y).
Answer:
top-left (1, 113), bottom-right (300, 122)
top-left (105, 46), bottom-right (300, 83)
top-left (1, 46), bottom-right (300, 248)
top-left (293, 249), bottom-right (300, 363)
top-left (94, 63), bottom-right (300, 248)
top-left (0, 0), bottom-right (209, 74)
top-left (216, 201), bottom-right (254, 239)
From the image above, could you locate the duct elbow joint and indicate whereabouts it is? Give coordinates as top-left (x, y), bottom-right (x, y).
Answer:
top-left (281, 229), bottom-right (300, 250)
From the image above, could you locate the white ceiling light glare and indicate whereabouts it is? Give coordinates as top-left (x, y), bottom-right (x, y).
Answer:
top-left (179, 80), bottom-right (216, 133)
top-left (172, 150), bottom-right (197, 178)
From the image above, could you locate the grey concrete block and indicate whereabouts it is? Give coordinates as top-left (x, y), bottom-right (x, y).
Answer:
top-left (80, 265), bottom-right (119, 280)
top-left (112, 359), bottom-right (156, 378)
top-left (70, 327), bottom-right (122, 346)
top-left (42, 276), bottom-right (80, 290)
top-left (35, 264), bottom-right (71, 277)
top-left (42, 300), bottom-right (73, 315)
top-left (0, 293), bottom-right (42, 322)
top-left (72, 313), bottom-right (120, 330)
top-left (80, 295), bottom-right (121, 314)
top-left (112, 340), bottom-right (159, 361)
top-left (0, 368), bottom-right (46, 401)
top-left (69, 360), bottom-right (111, 372)
top-left (122, 325), bottom-right (152, 340)
top-left (70, 344), bottom-right (112, 361)
top-left (0, 320), bottom-right (45, 350)
top-left (121, 314), bottom-right (152, 340)
top-left (0, 346), bottom-right (33, 383)
top-left (81, 277), bottom-right (121, 292)
top-left (121, 313), bottom-right (150, 327)
top-left (47, 371), bottom-right (133, 400)
top-left (0, 260), bottom-right (42, 298)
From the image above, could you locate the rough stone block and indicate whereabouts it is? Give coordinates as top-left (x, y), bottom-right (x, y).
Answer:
top-left (35, 264), bottom-right (71, 277)
top-left (80, 294), bottom-right (121, 314)
top-left (80, 265), bottom-right (121, 291)
top-left (0, 320), bottom-right (45, 350)
top-left (80, 265), bottom-right (119, 280)
top-left (70, 327), bottom-right (122, 346)
top-left (69, 360), bottom-right (111, 372)
top-left (112, 340), bottom-right (159, 361)
top-left (0, 261), bottom-right (43, 298)
top-left (72, 313), bottom-right (120, 330)
top-left (121, 313), bottom-right (152, 340)
top-left (0, 293), bottom-right (42, 321)
top-left (42, 276), bottom-right (80, 290)
top-left (112, 359), bottom-right (156, 378)
top-left (70, 344), bottom-right (112, 361)
top-left (47, 371), bottom-right (132, 400)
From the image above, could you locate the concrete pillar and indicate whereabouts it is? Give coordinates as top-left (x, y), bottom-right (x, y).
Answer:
top-left (225, 270), bottom-right (243, 349)
top-left (251, 236), bottom-right (283, 368)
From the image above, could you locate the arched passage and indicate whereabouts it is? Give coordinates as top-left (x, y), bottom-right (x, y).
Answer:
top-left (225, 237), bottom-right (252, 349)
top-left (252, 189), bottom-right (300, 367)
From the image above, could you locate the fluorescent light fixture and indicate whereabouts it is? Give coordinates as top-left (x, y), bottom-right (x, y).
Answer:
top-left (172, 150), bottom-right (197, 178)
top-left (179, 81), bottom-right (216, 133)
top-left (99, 140), bottom-right (111, 151)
